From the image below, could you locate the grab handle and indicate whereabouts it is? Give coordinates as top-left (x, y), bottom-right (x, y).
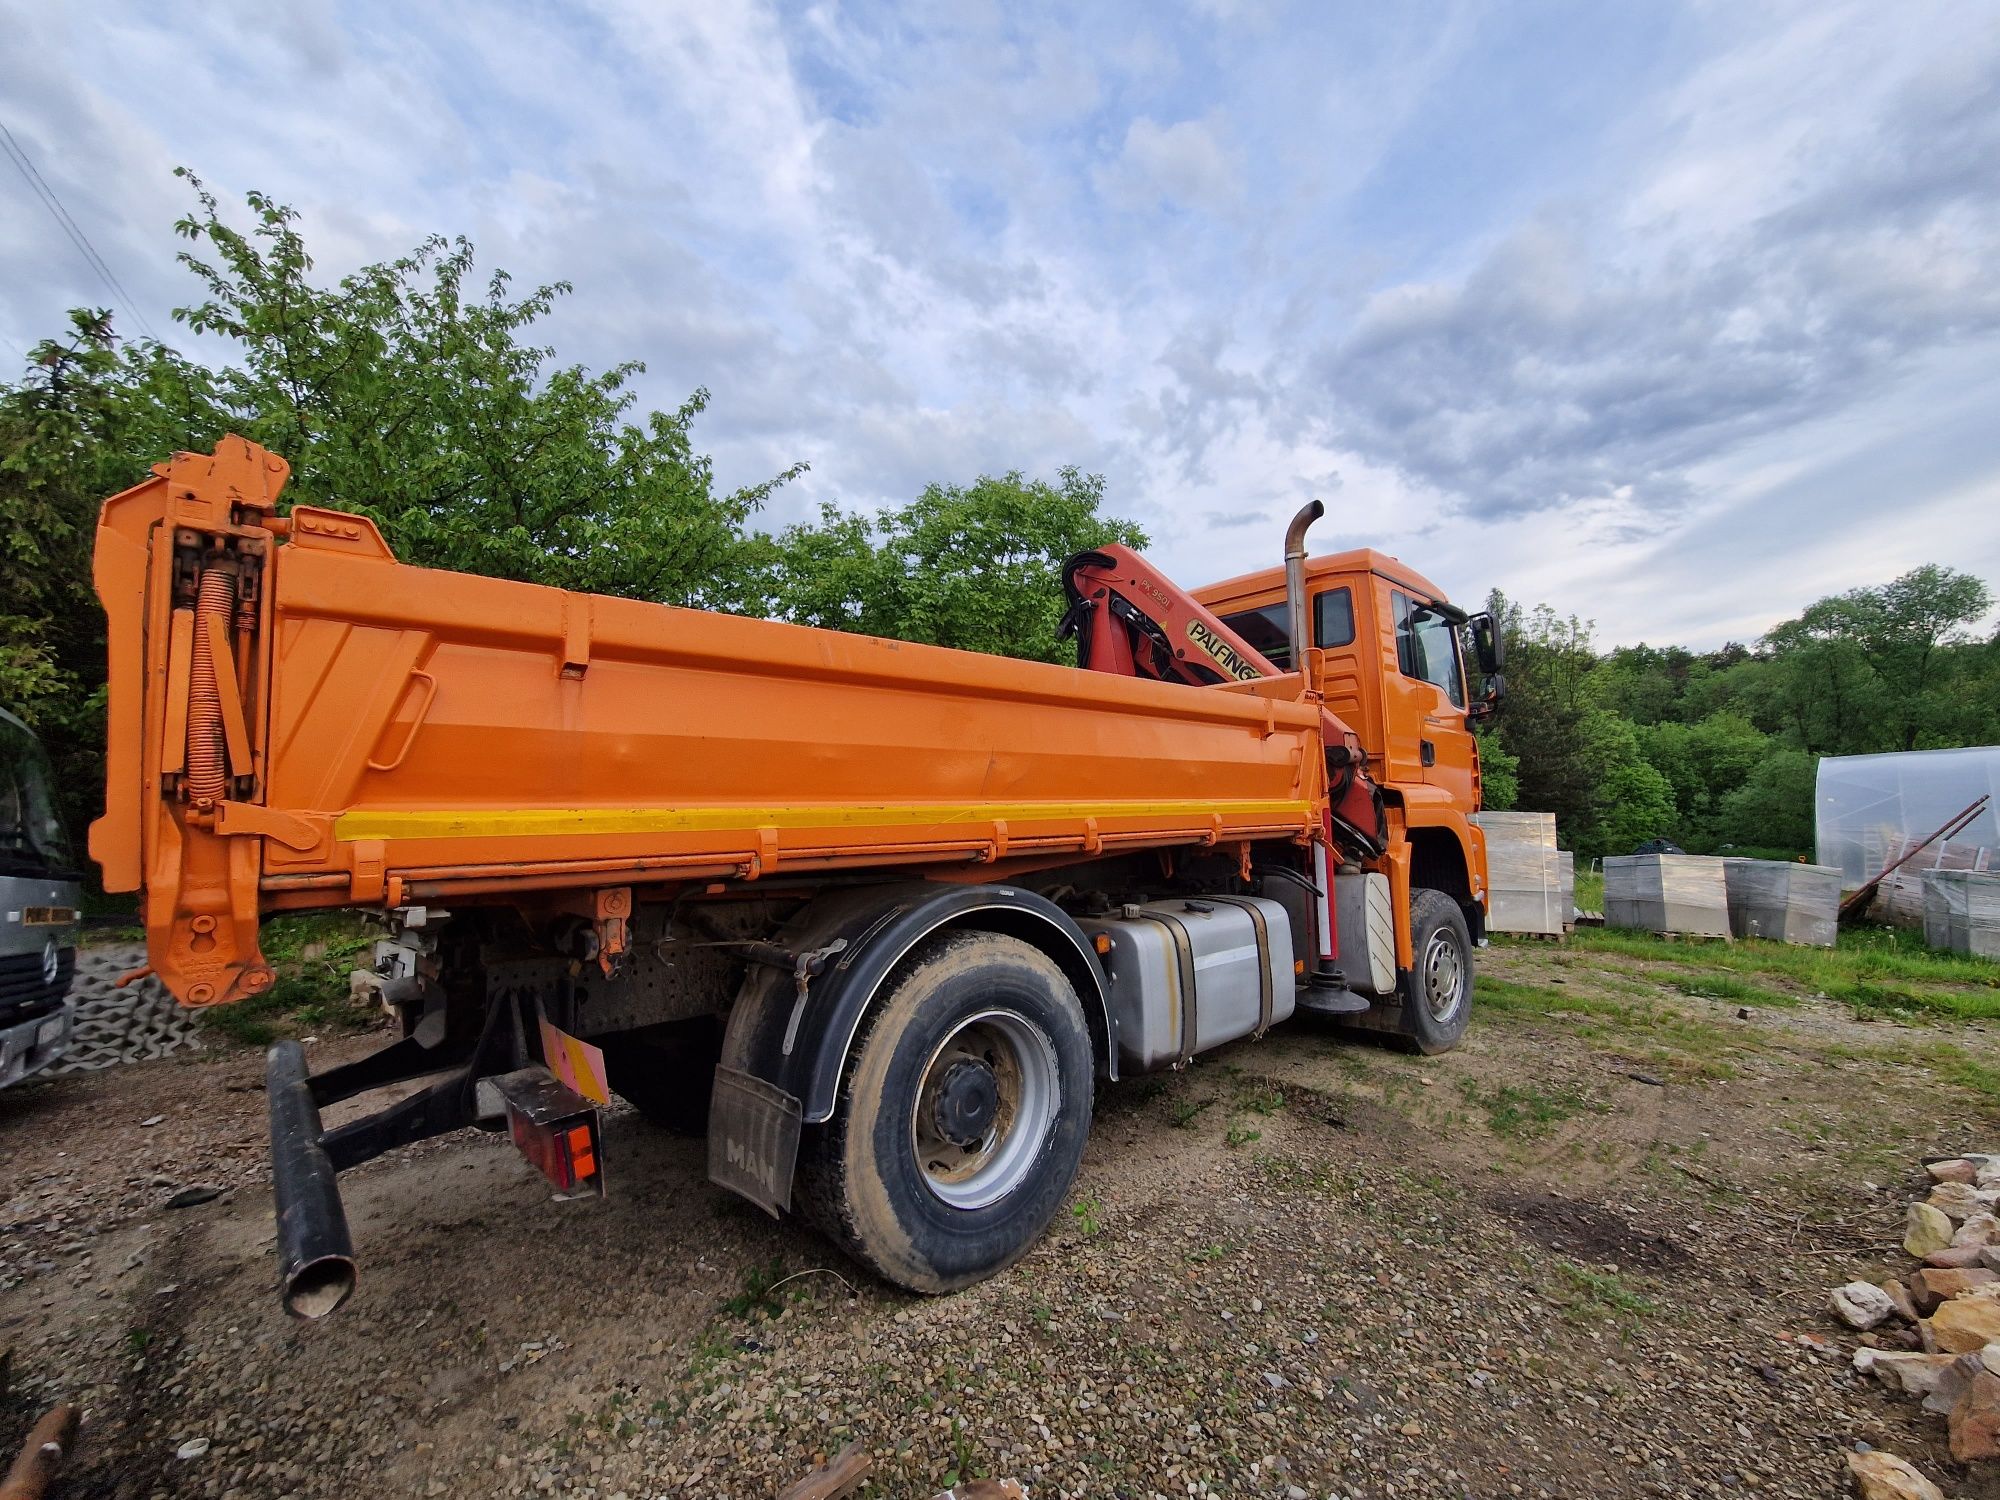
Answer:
top-left (367, 669), bottom-right (438, 773)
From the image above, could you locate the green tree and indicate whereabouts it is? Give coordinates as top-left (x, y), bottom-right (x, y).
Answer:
top-left (1940, 632), bottom-right (2000, 747)
top-left (1634, 711), bottom-right (1771, 849)
top-left (168, 172), bottom-right (802, 606)
top-left (1472, 565), bottom-right (1993, 858)
top-left (1473, 727), bottom-right (1518, 811)
top-left (1597, 643), bottom-right (1704, 726)
top-left (2, 178), bottom-right (811, 853)
top-left (1761, 564), bottom-right (1992, 754)
top-left (1589, 755), bottom-right (1678, 856)
top-left (1, 311), bottom-right (225, 838)
top-left (1709, 749), bottom-right (1818, 856)
top-left (770, 469), bottom-right (1145, 662)
top-left (1481, 592), bottom-right (1605, 839)
top-left (1566, 710), bottom-right (1675, 857)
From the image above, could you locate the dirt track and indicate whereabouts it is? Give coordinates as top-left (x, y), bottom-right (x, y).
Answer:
top-left (3, 939), bottom-right (1997, 1499)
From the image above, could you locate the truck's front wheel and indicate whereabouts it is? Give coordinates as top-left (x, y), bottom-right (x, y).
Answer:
top-left (798, 931), bottom-right (1093, 1293)
top-left (1340, 887), bottom-right (1473, 1055)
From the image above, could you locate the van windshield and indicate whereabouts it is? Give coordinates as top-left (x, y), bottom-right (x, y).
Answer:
top-left (0, 715), bottom-right (72, 876)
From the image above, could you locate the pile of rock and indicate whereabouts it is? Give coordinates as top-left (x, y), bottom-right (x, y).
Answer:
top-left (1829, 1153), bottom-right (2000, 1488)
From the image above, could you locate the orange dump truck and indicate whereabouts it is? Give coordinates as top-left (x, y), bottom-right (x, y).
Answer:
top-left (91, 438), bottom-right (1504, 1317)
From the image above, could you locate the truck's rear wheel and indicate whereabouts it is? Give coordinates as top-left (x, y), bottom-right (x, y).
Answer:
top-left (798, 931), bottom-right (1093, 1293)
top-left (1341, 887), bottom-right (1473, 1055)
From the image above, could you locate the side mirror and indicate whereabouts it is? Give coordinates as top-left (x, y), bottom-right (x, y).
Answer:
top-left (1467, 612), bottom-right (1505, 675)
top-left (1467, 671), bottom-right (1506, 722)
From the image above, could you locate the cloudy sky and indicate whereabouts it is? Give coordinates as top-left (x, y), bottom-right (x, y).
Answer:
top-left (5, 0), bottom-right (1999, 647)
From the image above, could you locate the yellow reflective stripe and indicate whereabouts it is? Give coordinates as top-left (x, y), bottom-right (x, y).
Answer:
top-left (333, 799), bottom-right (1312, 842)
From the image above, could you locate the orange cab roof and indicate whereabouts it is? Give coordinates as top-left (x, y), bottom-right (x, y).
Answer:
top-left (1193, 547), bottom-right (1450, 607)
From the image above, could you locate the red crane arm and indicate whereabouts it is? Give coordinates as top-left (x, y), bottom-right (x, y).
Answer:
top-left (1060, 543), bottom-right (1386, 855)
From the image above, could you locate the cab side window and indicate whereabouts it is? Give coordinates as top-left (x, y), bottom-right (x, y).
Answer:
top-left (1392, 590), bottom-right (1466, 708)
top-left (1217, 604), bottom-right (1291, 667)
top-left (1215, 587), bottom-right (1354, 671)
top-left (1313, 587), bottom-right (1355, 648)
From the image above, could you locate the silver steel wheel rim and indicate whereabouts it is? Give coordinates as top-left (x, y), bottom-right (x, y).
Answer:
top-left (1421, 930), bottom-right (1465, 1024)
top-left (910, 1008), bottom-right (1060, 1211)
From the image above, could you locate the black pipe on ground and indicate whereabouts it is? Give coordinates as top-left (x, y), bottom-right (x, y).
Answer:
top-left (266, 1039), bottom-right (357, 1319)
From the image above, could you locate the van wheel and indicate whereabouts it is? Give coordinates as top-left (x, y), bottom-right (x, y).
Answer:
top-left (797, 931), bottom-right (1093, 1293)
top-left (601, 1018), bottom-right (723, 1134)
top-left (1342, 888), bottom-right (1473, 1055)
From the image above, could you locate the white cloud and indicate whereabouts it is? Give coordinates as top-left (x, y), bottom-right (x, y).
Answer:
top-left (2, 0), bottom-right (1997, 649)
top-left (1096, 116), bottom-right (1244, 215)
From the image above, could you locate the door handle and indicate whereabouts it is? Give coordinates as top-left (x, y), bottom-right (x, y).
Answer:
top-left (1420, 739), bottom-right (1436, 767)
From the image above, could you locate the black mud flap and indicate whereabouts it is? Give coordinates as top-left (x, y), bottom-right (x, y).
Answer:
top-left (707, 1066), bottom-right (802, 1217)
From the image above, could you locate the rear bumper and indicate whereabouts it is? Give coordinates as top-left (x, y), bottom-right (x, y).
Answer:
top-left (0, 1003), bottom-right (71, 1089)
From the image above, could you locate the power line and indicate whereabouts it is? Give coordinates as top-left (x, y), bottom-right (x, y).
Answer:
top-left (0, 120), bottom-right (161, 342)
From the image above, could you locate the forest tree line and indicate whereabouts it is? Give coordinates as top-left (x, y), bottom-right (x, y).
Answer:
top-left (1473, 565), bottom-right (1998, 859)
top-left (4, 181), bottom-right (1995, 865)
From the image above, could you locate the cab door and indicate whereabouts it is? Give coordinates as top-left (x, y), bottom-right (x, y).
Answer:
top-left (1389, 589), bottom-right (1479, 809)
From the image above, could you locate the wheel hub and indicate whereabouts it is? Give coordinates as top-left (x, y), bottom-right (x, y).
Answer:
top-left (910, 1009), bottom-right (1060, 1211)
top-left (1422, 931), bottom-right (1464, 1023)
top-left (930, 1059), bottom-right (1000, 1148)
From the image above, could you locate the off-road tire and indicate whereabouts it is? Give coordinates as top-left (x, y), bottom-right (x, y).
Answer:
top-left (796, 930), bottom-right (1093, 1293)
top-left (601, 1018), bottom-right (724, 1134)
top-left (1341, 887), bottom-right (1474, 1055)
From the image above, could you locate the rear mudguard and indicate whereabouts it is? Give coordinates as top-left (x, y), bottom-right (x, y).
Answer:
top-left (715, 881), bottom-right (1116, 1130)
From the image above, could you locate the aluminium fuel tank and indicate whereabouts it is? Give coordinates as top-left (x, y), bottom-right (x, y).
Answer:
top-left (1077, 895), bottom-right (1294, 1072)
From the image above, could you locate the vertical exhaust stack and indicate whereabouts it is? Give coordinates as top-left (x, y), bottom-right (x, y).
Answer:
top-left (1284, 500), bottom-right (1324, 672)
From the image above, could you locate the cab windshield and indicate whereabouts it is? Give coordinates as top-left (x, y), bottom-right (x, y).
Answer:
top-left (1392, 594), bottom-right (1467, 709)
top-left (0, 713), bottom-right (73, 876)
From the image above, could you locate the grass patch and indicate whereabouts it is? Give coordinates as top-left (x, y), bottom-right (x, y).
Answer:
top-left (1477, 977), bottom-right (1626, 1017)
top-left (721, 1257), bottom-right (793, 1319)
top-left (1251, 1151), bottom-right (1355, 1195)
top-left (1480, 973), bottom-right (1763, 1079)
top-left (1917, 1043), bottom-right (2000, 1099)
top-left (1572, 925), bottom-right (2000, 989)
top-left (1070, 1195), bottom-right (1104, 1237)
top-left (1564, 926), bottom-right (2000, 1022)
top-left (1476, 977), bottom-right (1569, 1012)
top-left (1843, 1039), bottom-right (2000, 1100)
top-left (1659, 972), bottom-right (1798, 1008)
top-left (199, 911), bottom-right (379, 1048)
top-left (1822, 978), bottom-right (2000, 1022)
top-left (1457, 1077), bottom-right (1603, 1138)
top-left (1551, 1260), bottom-right (1657, 1319)
top-left (1233, 1085), bottom-right (1286, 1116)
top-left (1574, 869), bottom-right (1604, 913)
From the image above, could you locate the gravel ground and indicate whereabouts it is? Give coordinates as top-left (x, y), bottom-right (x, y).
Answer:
top-left (2, 939), bottom-right (1997, 1499)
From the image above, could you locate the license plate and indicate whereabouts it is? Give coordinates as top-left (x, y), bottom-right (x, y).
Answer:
top-left (36, 1017), bottom-right (63, 1046)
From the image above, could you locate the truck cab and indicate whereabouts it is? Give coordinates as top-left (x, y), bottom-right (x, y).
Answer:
top-left (1194, 550), bottom-right (1502, 939)
top-left (1, 708), bottom-right (82, 1089)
